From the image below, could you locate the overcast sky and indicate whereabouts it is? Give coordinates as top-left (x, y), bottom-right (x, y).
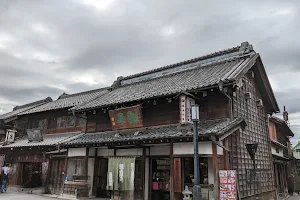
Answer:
top-left (0, 0), bottom-right (299, 144)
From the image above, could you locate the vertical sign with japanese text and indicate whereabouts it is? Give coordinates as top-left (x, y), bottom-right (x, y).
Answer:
top-left (219, 170), bottom-right (237, 200)
top-left (109, 105), bottom-right (143, 130)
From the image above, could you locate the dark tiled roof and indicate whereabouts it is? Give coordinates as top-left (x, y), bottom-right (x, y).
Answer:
top-left (0, 97), bottom-right (52, 121)
top-left (0, 132), bottom-right (83, 148)
top-left (19, 88), bottom-right (108, 115)
top-left (72, 42), bottom-right (257, 111)
top-left (64, 118), bottom-right (246, 145)
top-left (269, 116), bottom-right (294, 137)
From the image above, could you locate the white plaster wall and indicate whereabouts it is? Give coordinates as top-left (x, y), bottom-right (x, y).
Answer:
top-left (97, 148), bottom-right (115, 157)
top-left (88, 158), bottom-right (95, 197)
top-left (174, 142), bottom-right (224, 155)
top-left (116, 148), bottom-right (143, 156)
top-left (89, 148), bottom-right (96, 156)
top-left (68, 148), bottom-right (86, 157)
top-left (150, 145), bottom-right (170, 156)
top-left (271, 146), bottom-right (284, 157)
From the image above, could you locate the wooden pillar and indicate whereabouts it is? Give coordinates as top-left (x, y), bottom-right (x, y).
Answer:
top-left (92, 149), bottom-right (99, 197)
top-left (45, 156), bottom-right (52, 193)
top-left (170, 142), bottom-right (174, 200)
top-left (61, 151), bottom-right (68, 194)
top-left (223, 139), bottom-right (230, 170)
top-left (274, 163), bottom-right (279, 191)
top-left (212, 142), bottom-right (219, 199)
top-left (142, 148), bottom-right (146, 200)
top-left (148, 157), bottom-right (152, 200)
top-left (284, 164), bottom-right (288, 193)
top-left (279, 164), bottom-right (284, 192)
top-left (85, 148), bottom-right (90, 180)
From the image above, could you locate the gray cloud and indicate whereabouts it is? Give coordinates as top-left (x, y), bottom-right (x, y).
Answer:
top-left (0, 0), bottom-right (300, 143)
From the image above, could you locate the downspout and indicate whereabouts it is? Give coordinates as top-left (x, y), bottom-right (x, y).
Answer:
top-left (218, 81), bottom-right (233, 120)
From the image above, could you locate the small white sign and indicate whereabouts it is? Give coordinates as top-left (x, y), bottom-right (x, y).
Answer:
top-left (108, 172), bottom-right (113, 187)
top-left (119, 164), bottom-right (124, 182)
top-left (5, 129), bottom-right (16, 143)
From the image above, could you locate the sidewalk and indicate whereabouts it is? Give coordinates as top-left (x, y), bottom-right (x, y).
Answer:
top-left (288, 194), bottom-right (300, 200)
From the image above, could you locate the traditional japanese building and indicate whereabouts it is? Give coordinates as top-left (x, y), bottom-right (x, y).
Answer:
top-left (0, 88), bottom-right (107, 194)
top-left (60, 41), bottom-right (279, 200)
top-left (268, 113), bottom-right (294, 199)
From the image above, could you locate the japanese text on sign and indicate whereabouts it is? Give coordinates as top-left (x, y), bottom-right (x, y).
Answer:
top-left (109, 105), bottom-right (143, 130)
top-left (219, 170), bottom-right (237, 200)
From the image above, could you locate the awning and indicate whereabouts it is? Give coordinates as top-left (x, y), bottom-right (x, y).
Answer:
top-left (0, 131), bottom-right (84, 149)
top-left (63, 118), bottom-right (246, 147)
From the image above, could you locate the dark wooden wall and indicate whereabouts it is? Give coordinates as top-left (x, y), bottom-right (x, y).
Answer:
top-left (196, 92), bottom-right (229, 120)
top-left (231, 69), bottom-right (275, 198)
top-left (16, 109), bottom-right (86, 136)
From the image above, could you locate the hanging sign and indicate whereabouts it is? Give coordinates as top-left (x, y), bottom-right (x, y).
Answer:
top-left (109, 105), bottom-right (143, 130)
top-left (174, 158), bottom-right (182, 192)
top-left (219, 170), bottom-right (237, 200)
top-left (179, 95), bottom-right (195, 124)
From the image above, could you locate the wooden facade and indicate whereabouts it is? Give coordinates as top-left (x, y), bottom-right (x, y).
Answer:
top-left (231, 70), bottom-right (275, 199)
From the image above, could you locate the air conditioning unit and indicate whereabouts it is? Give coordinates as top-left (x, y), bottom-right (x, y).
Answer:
top-left (5, 129), bottom-right (16, 143)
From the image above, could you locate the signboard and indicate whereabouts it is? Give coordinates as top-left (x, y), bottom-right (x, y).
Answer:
top-left (5, 129), bottom-right (16, 143)
top-left (174, 158), bottom-right (182, 192)
top-left (27, 129), bottom-right (43, 142)
top-left (219, 170), bottom-right (237, 200)
top-left (109, 105), bottom-right (143, 130)
top-left (179, 95), bottom-right (195, 124)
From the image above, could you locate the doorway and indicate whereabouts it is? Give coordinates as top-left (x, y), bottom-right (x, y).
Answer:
top-left (22, 162), bottom-right (42, 188)
top-left (151, 158), bottom-right (170, 200)
top-left (94, 158), bottom-right (109, 198)
top-left (48, 158), bottom-right (65, 194)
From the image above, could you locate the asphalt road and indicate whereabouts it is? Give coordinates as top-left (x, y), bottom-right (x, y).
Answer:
top-left (2, 192), bottom-right (300, 200)
top-left (0, 192), bottom-right (55, 200)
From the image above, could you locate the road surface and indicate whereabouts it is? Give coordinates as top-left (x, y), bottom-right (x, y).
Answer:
top-left (0, 192), bottom-right (55, 200)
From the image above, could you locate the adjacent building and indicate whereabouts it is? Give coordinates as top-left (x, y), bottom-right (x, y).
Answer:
top-left (268, 114), bottom-right (294, 198)
top-left (0, 42), bottom-right (282, 200)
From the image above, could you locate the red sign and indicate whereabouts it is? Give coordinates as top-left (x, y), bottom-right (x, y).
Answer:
top-left (219, 170), bottom-right (237, 200)
top-left (109, 105), bottom-right (143, 130)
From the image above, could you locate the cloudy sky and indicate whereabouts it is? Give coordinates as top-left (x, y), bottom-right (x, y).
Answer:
top-left (0, 0), bottom-right (299, 143)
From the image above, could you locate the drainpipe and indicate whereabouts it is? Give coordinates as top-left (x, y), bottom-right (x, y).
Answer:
top-left (218, 81), bottom-right (233, 120)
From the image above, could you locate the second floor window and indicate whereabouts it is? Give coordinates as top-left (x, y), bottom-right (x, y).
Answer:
top-left (31, 119), bottom-right (48, 130)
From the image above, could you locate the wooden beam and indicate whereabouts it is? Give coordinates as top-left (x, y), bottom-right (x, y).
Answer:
top-left (85, 148), bottom-right (89, 179)
top-left (142, 148), bottom-right (146, 200)
top-left (61, 151), bottom-right (68, 194)
top-left (170, 142), bottom-right (174, 200)
top-left (223, 139), bottom-right (230, 170)
top-left (212, 142), bottom-right (219, 200)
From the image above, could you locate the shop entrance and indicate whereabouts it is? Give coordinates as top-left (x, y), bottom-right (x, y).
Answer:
top-left (151, 158), bottom-right (170, 200)
top-left (94, 157), bottom-right (144, 199)
top-left (94, 158), bottom-right (109, 198)
top-left (22, 162), bottom-right (42, 188)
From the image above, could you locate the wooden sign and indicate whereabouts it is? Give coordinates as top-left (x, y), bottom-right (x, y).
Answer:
top-left (109, 105), bottom-right (143, 130)
top-left (179, 95), bottom-right (195, 124)
top-left (219, 170), bottom-right (237, 200)
top-left (174, 158), bottom-right (182, 193)
top-left (27, 129), bottom-right (43, 142)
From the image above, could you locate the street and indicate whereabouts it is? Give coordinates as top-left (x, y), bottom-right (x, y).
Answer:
top-left (0, 192), bottom-right (55, 200)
